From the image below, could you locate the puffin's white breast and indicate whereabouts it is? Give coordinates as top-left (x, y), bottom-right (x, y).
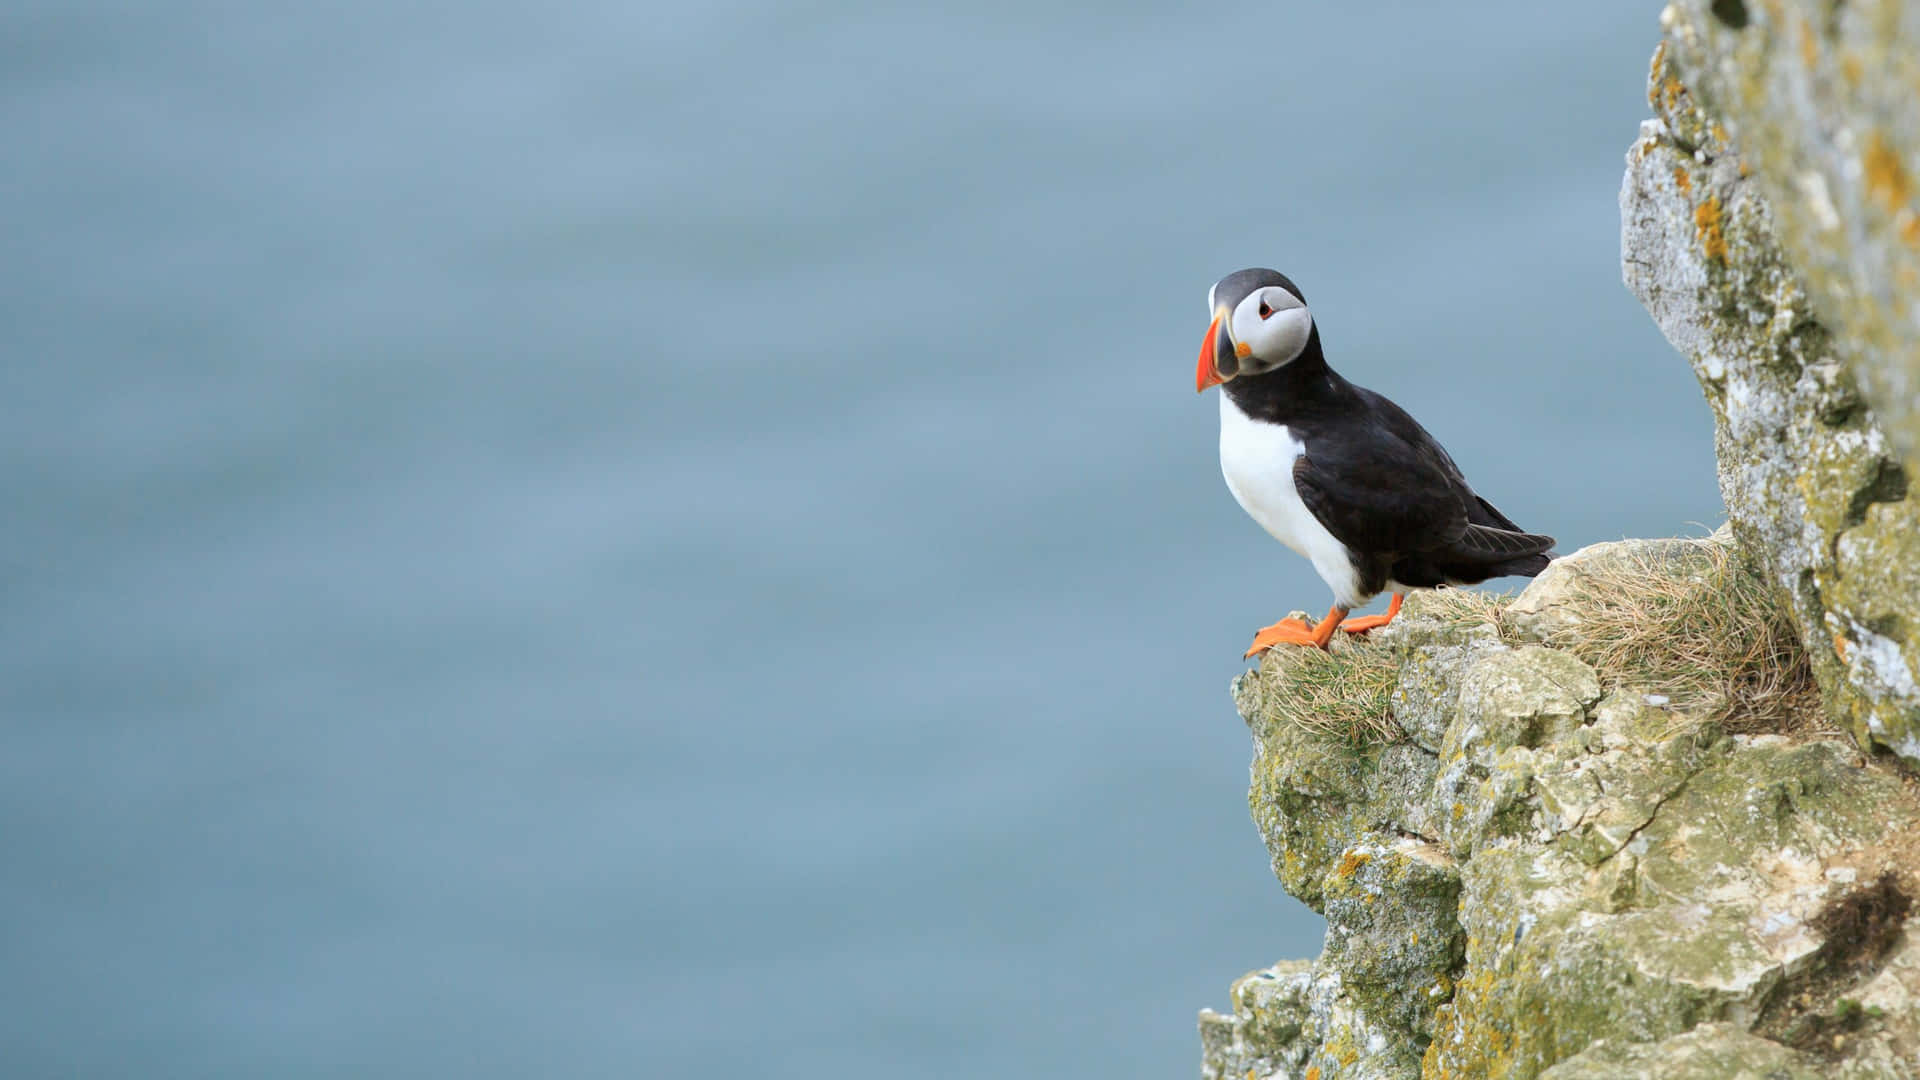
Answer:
top-left (1218, 392), bottom-right (1364, 607)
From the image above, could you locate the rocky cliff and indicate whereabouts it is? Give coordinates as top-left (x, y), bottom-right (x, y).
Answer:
top-left (1624, 0), bottom-right (1920, 766)
top-left (1196, 6), bottom-right (1920, 1077)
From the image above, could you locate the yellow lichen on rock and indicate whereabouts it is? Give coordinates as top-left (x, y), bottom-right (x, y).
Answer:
top-left (1200, 10), bottom-right (1920, 1078)
top-left (1863, 131), bottom-right (1912, 216)
top-left (1622, 13), bottom-right (1920, 769)
top-left (1654, 0), bottom-right (1920, 466)
top-left (1202, 557), bottom-right (1920, 1079)
top-left (1692, 196), bottom-right (1726, 260)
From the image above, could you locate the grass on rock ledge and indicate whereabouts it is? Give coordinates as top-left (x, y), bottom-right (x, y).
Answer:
top-left (1253, 588), bottom-right (1501, 746)
top-left (1253, 538), bottom-right (1822, 746)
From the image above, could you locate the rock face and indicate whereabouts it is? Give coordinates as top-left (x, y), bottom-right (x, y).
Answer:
top-left (1197, 11), bottom-right (1920, 1076)
top-left (1620, 7), bottom-right (1920, 765)
top-left (1200, 562), bottom-right (1920, 1079)
top-left (1646, 0), bottom-right (1920, 470)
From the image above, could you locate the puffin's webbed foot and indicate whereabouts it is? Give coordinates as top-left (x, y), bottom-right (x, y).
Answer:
top-left (1244, 617), bottom-right (1316, 657)
top-left (1337, 593), bottom-right (1404, 635)
top-left (1244, 605), bottom-right (1348, 658)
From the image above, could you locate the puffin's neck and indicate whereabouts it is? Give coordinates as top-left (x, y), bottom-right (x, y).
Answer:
top-left (1219, 327), bottom-right (1355, 426)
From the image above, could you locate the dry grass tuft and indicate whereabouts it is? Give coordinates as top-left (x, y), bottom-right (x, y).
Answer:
top-left (1406, 586), bottom-right (1510, 630)
top-left (1256, 634), bottom-right (1401, 746)
top-left (1255, 589), bottom-right (1509, 747)
top-left (1254, 590), bottom-right (1507, 747)
top-left (1513, 539), bottom-right (1824, 734)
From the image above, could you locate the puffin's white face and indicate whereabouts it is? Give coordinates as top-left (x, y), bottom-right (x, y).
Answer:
top-left (1227, 286), bottom-right (1311, 371)
top-left (1196, 272), bottom-right (1315, 392)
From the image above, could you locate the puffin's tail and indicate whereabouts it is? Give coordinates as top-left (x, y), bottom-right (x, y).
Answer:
top-left (1479, 551), bottom-right (1554, 579)
top-left (1439, 524), bottom-right (1557, 581)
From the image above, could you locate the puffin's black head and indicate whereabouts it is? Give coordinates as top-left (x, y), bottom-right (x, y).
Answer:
top-left (1195, 268), bottom-right (1314, 392)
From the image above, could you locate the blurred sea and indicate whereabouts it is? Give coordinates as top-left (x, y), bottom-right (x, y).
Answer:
top-left (2, 3), bottom-right (1719, 1077)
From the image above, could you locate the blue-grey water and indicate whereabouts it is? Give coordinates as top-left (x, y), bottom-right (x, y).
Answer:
top-left (3, 4), bottom-right (1718, 1077)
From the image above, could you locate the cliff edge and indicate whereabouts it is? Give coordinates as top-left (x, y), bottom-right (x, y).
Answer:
top-left (1197, 7), bottom-right (1920, 1077)
top-left (1203, 550), bottom-right (1920, 1078)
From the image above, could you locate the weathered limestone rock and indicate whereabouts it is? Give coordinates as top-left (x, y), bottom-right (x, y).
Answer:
top-left (1654, 0), bottom-right (1920, 471)
top-left (1538, 1023), bottom-right (1832, 1080)
top-left (1620, 22), bottom-right (1920, 765)
top-left (1429, 731), bottom-right (1908, 1077)
top-left (1199, 961), bottom-right (1315, 1080)
top-left (1238, 646), bottom-right (1450, 910)
top-left (1202, 566), bottom-right (1920, 1080)
top-left (1318, 837), bottom-right (1462, 1040)
top-left (1427, 646), bottom-right (1602, 859)
top-left (1856, 915), bottom-right (1920, 1067)
top-left (1199, 960), bottom-right (1423, 1080)
top-left (1197, 13), bottom-right (1920, 1075)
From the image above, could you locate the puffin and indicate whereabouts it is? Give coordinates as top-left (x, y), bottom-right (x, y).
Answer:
top-left (1196, 268), bottom-right (1555, 658)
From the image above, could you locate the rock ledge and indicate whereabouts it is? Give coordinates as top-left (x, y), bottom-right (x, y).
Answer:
top-left (1202, 547), bottom-right (1920, 1079)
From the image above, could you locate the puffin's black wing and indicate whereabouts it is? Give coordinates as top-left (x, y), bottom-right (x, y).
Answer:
top-left (1290, 437), bottom-right (1470, 556)
top-left (1468, 494), bottom-right (1525, 532)
top-left (1293, 389), bottom-right (1554, 561)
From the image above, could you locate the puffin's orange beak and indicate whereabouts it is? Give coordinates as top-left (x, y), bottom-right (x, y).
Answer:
top-left (1196, 312), bottom-right (1229, 392)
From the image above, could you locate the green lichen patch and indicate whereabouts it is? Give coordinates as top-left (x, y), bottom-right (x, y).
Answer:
top-left (1423, 730), bottom-right (1918, 1077)
top-left (1537, 713), bottom-right (1720, 868)
top-left (1449, 646), bottom-right (1602, 755)
top-left (1201, 959), bottom-right (1426, 1080)
top-left (1425, 838), bottom-right (1762, 1079)
top-left (1320, 836), bottom-right (1465, 1040)
top-left (1199, 960), bottom-right (1316, 1080)
top-left (1242, 694), bottom-right (1440, 909)
top-left (1537, 1023), bottom-right (1831, 1080)
top-left (1823, 496), bottom-right (1920, 759)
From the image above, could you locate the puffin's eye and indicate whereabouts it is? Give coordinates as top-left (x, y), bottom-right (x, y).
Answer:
top-left (1258, 300), bottom-right (1273, 320)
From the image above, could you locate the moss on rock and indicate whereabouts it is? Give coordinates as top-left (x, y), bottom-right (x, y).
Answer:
top-left (1621, 23), bottom-right (1920, 766)
top-left (1654, 0), bottom-right (1920, 472)
top-left (1203, 547), bottom-right (1920, 1079)
top-left (1537, 1022), bottom-right (1833, 1080)
top-left (1200, 15), bottom-right (1920, 1073)
top-left (1320, 836), bottom-right (1464, 1040)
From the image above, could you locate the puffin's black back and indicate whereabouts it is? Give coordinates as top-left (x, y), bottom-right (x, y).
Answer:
top-left (1223, 325), bottom-right (1556, 597)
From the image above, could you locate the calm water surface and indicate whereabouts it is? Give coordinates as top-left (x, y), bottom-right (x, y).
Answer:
top-left (3, 4), bottom-right (1716, 1076)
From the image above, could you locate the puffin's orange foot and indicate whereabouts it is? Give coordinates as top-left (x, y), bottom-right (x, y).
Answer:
top-left (1338, 594), bottom-right (1404, 635)
top-left (1244, 604), bottom-right (1349, 658)
top-left (1244, 618), bottom-right (1317, 658)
